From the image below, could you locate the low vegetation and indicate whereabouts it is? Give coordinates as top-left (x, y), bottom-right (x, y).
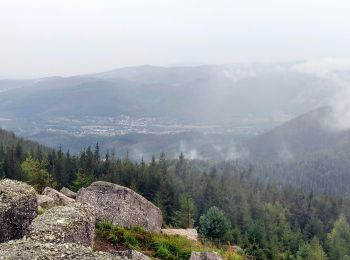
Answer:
top-left (94, 222), bottom-right (243, 260)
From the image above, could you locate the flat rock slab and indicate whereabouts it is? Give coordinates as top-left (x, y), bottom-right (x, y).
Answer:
top-left (0, 179), bottom-right (38, 243)
top-left (28, 203), bottom-right (95, 247)
top-left (42, 187), bottom-right (75, 206)
top-left (161, 228), bottom-right (198, 241)
top-left (0, 239), bottom-right (120, 260)
top-left (190, 252), bottom-right (223, 260)
top-left (77, 181), bottom-right (163, 232)
top-left (111, 250), bottom-right (151, 260)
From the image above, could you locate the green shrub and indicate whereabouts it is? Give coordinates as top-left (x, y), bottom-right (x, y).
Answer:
top-left (199, 206), bottom-right (233, 243)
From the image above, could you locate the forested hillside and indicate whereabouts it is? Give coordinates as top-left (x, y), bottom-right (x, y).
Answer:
top-left (2, 129), bottom-right (350, 259)
top-left (239, 107), bottom-right (350, 197)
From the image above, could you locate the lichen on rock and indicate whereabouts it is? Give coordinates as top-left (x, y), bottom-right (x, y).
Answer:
top-left (0, 239), bottom-right (120, 260)
top-left (77, 181), bottom-right (163, 232)
top-left (37, 194), bottom-right (55, 209)
top-left (60, 187), bottom-right (77, 199)
top-left (42, 187), bottom-right (75, 206)
top-left (0, 179), bottom-right (38, 243)
top-left (28, 203), bottom-right (95, 247)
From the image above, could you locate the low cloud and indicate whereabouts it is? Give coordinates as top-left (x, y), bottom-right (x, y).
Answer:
top-left (293, 58), bottom-right (350, 131)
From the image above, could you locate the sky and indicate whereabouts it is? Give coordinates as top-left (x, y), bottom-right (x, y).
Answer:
top-left (0, 0), bottom-right (350, 78)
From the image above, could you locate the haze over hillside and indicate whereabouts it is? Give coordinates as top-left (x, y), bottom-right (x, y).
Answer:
top-left (1, 60), bottom-right (349, 160)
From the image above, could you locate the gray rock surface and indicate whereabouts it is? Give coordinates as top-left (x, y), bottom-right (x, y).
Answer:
top-left (28, 203), bottom-right (95, 247)
top-left (37, 194), bottom-right (55, 209)
top-left (0, 179), bottom-right (38, 243)
top-left (77, 181), bottom-right (163, 232)
top-left (42, 187), bottom-right (75, 206)
top-left (60, 187), bottom-right (77, 199)
top-left (111, 250), bottom-right (151, 260)
top-left (190, 252), bottom-right (223, 260)
top-left (0, 239), bottom-right (120, 260)
top-left (161, 228), bottom-right (198, 241)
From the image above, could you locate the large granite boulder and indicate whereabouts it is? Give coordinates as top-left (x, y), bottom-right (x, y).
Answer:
top-left (28, 203), bottom-right (95, 247)
top-left (161, 228), bottom-right (198, 241)
top-left (0, 239), bottom-right (120, 259)
top-left (37, 194), bottom-right (55, 209)
top-left (190, 252), bottom-right (223, 260)
top-left (77, 181), bottom-right (163, 232)
top-left (60, 187), bottom-right (77, 199)
top-left (0, 179), bottom-right (38, 243)
top-left (42, 187), bottom-right (75, 206)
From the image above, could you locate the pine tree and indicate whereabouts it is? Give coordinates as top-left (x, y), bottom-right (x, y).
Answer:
top-left (174, 193), bottom-right (197, 228)
top-left (199, 206), bottom-right (232, 243)
top-left (306, 237), bottom-right (327, 260)
top-left (21, 156), bottom-right (56, 192)
top-left (327, 215), bottom-right (350, 260)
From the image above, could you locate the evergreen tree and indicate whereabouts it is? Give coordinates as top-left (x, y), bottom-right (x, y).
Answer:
top-left (327, 215), bottom-right (350, 260)
top-left (306, 237), bottom-right (327, 260)
top-left (199, 206), bottom-right (232, 243)
top-left (21, 156), bottom-right (55, 192)
top-left (174, 193), bottom-right (197, 228)
top-left (72, 168), bottom-right (93, 191)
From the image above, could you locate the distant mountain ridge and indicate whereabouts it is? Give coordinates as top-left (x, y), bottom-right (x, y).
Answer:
top-left (240, 106), bottom-right (350, 162)
top-left (0, 62), bottom-right (347, 159)
top-left (0, 63), bottom-right (339, 122)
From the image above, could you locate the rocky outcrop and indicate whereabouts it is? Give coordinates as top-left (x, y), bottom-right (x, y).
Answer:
top-left (28, 203), bottom-right (95, 247)
top-left (161, 228), bottom-right (198, 241)
top-left (190, 252), bottom-right (223, 260)
top-left (111, 250), bottom-right (151, 260)
top-left (0, 179), bottom-right (38, 243)
top-left (42, 187), bottom-right (75, 206)
top-left (0, 239), bottom-right (120, 259)
top-left (37, 194), bottom-right (55, 209)
top-left (77, 181), bottom-right (163, 232)
top-left (60, 187), bottom-right (77, 199)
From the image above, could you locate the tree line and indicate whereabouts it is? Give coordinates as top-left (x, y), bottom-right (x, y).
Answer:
top-left (2, 133), bottom-right (350, 258)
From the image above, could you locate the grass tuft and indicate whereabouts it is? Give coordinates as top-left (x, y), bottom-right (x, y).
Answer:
top-left (95, 222), bottom-right (244, 260)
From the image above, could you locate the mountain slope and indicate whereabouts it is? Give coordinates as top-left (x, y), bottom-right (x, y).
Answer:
top-left (241, 107), bottom-right (350, 162)
top-left (0, 128), bottom-right (51, 154)
top-left (0, 64), bottom-right (338, 122)
top-left (0, 63), bottom-right (343, 158)
top-left (238, 106), bottom-right (350, 196)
